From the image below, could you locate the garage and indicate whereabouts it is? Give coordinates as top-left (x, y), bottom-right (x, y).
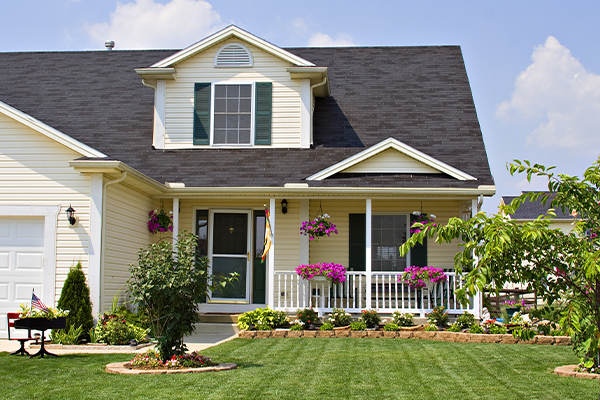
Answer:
top-left (0, 217), bottom-right (45, 338)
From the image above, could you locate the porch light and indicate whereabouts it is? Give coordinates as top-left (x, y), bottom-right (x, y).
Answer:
top-left (281, 199), bottom-right (288, 214)
top-left (66, 205), bottom-right (76, 226)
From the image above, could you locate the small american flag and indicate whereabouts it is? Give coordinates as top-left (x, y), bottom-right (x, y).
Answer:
top-left (32, 290), bottom-right (50, 313)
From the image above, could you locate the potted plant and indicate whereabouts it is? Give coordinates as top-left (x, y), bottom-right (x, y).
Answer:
top-left (295, 263), bottom-right (346, 284)
top-left (148, 208), bottom-right (173, 235)
top-left (399, 265), bottom-right (447, 291)
top-left (410, 212), bottom-right (437, 234)
top-left (300, 213), bottom-right (338, 241)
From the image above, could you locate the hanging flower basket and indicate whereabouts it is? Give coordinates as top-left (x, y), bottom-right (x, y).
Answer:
top-left (148, 209), bottom-right (173, 234)
top-left (296, 263), bottom-right (346, 284)
top-left (300, 213), bottom-right (338, 241)
top-left (399, 266), bottom-right (447, 289)
top-left (410, 212), bottom-right (437, 234)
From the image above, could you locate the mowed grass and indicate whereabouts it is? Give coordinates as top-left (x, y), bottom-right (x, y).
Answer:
top-left (2, 338), bottom-right (597, 399)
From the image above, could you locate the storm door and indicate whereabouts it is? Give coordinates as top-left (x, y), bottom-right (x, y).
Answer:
top-left (209, 211), bottom-right (252, 302)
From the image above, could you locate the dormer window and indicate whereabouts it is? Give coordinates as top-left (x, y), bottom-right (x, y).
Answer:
top-left (214, 43), bottom-right (253, 67)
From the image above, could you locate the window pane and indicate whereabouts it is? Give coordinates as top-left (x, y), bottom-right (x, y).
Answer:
top-left (239, 99), bottom-right (251, 113)
top-left (239, 84), bottom-right (252, 97)
top-left (227, 85), bottom-right (240, 97)
top-left (214, 130), bottom-right (226, 143)
top-left (214, 115), bottom-right (226, 128)
top-left (239, 114), bottom-right (251, 128)
top-left (239, 130), bottom-right (250, 144)
top-left (215, 85), bottom-right (227, 97)
top-left (226, 129), bottom-right (238, 143)
top-left (371, 215), bottom-right (407, 272)
top-left (227, 99), bottom-right (239, 113)
top-left (214, 99), bottom-right (226, 113)
top-left (226, 115), bottom-right (239, 128)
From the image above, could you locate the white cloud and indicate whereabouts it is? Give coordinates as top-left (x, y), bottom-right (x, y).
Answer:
top-left (308, 32), bottom-right (355, 47)
top-left (496, 36), bottom-right (600, 153)
top-left (85, 0), bottom-right (224, 49)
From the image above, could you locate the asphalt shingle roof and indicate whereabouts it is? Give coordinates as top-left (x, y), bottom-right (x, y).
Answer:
top-left (0, 46), bottom-right (493, 188)
top-left (502, 192), bottom-right (574, 220)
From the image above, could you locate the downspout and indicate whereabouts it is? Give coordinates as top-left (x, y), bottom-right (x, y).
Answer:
top-left (141, 79), bottom-right (156, 90)
top-left (309, 77), bottom-right (327, 147)
top-left (99, 172), bottom-right (127, 311)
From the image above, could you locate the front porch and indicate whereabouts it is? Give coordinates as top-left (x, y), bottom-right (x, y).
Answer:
top-left (272, 270), bottom-right (480, 318)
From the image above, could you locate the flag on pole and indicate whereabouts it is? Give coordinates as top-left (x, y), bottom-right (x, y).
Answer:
top-left (261, 207), bottom-right (272, 263)
top-left (32, 290), bottom-right (50, 313)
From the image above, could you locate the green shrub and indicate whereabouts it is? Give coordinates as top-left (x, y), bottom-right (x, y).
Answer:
top-left (256, 324), bottom-right (273, 331)
top-left (237, 307), bottom-right (289, 330)
top-left (327, 308), bottom-right (352, 327)
top-left (128, 231), bottom-right (236, 360)
top-left (57, 261), bottom-right (94, 343)
top-left (392, 311), bottom-right (414, 326)
top-left (51, 325), bottom-right (83, 345)
top-left (359, 309), bottom-right (381, 328)
top-left (426, 306), bottom-right (449, 328)
top-left (290, 324), bottom-right (303, 331)
top-left (489, 324), bottom-right (507, 334)
top-left (424, 324), bottom-right (438, 332)
top-left (455, 312), bottom-right (475, 330)
top-left (350, 321), bottom-right (367, 331)
top-left (93, 313), bottom-right (150, 345)
top-left (296, 308), bottom-right (319, 326)
top-left (469, 324), bottom-right (484, 334)
top-left (447, 322), bottom-right (461, 332)
top-left (320, 323), bottom-right (334, 331)
top-left (384, 323), bottom-right (399, 331)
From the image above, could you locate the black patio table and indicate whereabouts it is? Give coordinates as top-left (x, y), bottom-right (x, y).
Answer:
top-left (14, 317), bottom-right (66, 358)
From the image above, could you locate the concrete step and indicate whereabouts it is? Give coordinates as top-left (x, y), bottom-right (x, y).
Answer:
top-left (198, 313), bottom-right (239, 324)
top-left (193, 323), bottom-right (239, 335)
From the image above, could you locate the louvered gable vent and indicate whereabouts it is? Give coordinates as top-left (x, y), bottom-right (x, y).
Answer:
top-left (214, 43), bottom-right (253, 67)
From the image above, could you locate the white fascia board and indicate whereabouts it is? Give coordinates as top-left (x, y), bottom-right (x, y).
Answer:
top-left (306, 138), bottom-right (477, 181)
top-left (0, 100), bottom-right (106, 158)
top-left (151, 25), bottom-right (315, 68)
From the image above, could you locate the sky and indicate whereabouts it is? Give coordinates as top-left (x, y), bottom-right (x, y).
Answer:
top-left (2, 0), bottom-right (600, 214)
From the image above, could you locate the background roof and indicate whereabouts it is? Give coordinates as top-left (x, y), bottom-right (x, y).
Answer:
top-left (0, 46), bottom-right (493, 188)
top-left (502, 192), bottom-right (574, 220)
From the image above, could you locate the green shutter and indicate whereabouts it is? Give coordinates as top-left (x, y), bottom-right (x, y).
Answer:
top-left (254, 82), bottom-right (272, 145)
top-left (410, 214), bottom-right (428, 267)
top-left (193, 83), bottom-right (211, 145)
top-left (349, 214), bottom-right (366, 271)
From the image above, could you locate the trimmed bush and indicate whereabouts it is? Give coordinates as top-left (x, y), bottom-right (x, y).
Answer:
top-left (57, 261), bottom-right (94, 342)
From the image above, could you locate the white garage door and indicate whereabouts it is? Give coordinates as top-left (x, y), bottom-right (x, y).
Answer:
top-left (0, 217), bottom-right (45, 339)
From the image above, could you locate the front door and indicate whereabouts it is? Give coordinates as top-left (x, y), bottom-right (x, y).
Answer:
top-left (209, 211), bottom-right (251, 302)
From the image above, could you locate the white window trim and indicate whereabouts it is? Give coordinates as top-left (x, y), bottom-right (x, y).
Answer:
top-left (371, 212), bottom-right (411, 273)
top-left (213, 42), bottom-right (254, 68)
top-left (209, 81), bottom-right (255, 147)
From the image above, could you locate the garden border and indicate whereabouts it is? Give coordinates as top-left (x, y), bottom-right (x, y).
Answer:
top-left (105, 362), bottom-right (238, 375)
top-left (554, 365), bottom-right (600, 380)
top-left (237, 329), bottom-right (571, 345)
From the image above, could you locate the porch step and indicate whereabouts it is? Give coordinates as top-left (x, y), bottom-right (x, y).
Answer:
top-left (193, 322), bottom-right (240, 335)
top-left (198, 313), bottom-right (240, 324)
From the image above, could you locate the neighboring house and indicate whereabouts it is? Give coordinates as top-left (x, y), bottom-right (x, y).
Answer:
top-left (501, 192), bottom-right (575, 233)
top-left (0, 25), bottom-right (495, 336)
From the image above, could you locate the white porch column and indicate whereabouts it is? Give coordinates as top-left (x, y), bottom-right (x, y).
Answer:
top-left (89, 173), bottom-right (103, 317)
top-left (267, 198), bottom-right (276, 308)
top-left (471, 197), bottom-right (482, 318)
top-left (172, 197), bottom-right (179, 250)
top-left (365, 199), bottom-right (372, 309)
top-left (299, 199), bottom-right (310, 307)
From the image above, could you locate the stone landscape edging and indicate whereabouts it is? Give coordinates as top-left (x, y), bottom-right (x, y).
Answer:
top-left (238, 329), bottom-right (571, 345)
top-left (30, 342), bottom-right (153, 351)
top-left (105, 361), bottom-right (238, 375)
top-left (554, 365), bottom-right (600, 380)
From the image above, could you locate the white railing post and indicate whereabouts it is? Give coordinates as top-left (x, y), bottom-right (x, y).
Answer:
top-left (365, 199), bottom-right (372, 310)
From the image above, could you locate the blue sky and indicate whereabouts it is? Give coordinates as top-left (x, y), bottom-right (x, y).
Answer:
top-left (3, 0), bottom-right (600, 214)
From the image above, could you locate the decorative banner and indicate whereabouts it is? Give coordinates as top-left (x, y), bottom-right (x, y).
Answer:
top-left (261, 207), bottom-right (272, 263)
top-left (31, 290), bottom-right (50, 313)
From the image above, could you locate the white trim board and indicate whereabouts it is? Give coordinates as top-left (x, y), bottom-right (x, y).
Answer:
top-left (151, 25), bottom-right (315, 68)
top-left (306, 138), bottom-right (477, 181)
top-left (0, 101), bottom-right (106, 158)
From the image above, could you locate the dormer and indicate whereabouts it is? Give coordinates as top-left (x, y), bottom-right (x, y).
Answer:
top-left (136, 25), bottom-right (329, 150)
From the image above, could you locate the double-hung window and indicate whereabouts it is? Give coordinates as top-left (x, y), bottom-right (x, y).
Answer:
top-left (193, 82), bottom-right (272, 146)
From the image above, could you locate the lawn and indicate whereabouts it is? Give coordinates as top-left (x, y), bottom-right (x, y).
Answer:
top-left (2, 338), bottom-right (597, 399)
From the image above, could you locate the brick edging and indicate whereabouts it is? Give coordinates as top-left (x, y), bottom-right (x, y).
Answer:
top-left (238, 330), bottom-right (571, 345)
top-left (105, 362), bottom-right (238, 375)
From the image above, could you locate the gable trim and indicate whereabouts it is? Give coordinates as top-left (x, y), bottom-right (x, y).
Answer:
top-left (150, 25), bottom-right (315, 68)
top-left (306, 138), bottom-right (477, 181)
top-left (0, 101), bottom-right (106, 158)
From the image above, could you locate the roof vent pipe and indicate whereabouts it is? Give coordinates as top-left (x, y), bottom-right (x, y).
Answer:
top-left (105, 41), bottom-right (115, 51)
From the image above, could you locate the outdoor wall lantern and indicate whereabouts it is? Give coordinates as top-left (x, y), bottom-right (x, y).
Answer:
top-left (66, 205), bottom-right (77, 226)
top-left (281, 199), bottom-right (288, 214)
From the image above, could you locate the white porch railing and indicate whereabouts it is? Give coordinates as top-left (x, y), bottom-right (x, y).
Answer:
top-left (273, 271), bottom-right (477, 318)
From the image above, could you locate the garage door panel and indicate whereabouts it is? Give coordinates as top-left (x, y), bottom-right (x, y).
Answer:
top-left (15, 252), bottom-right (44, 270)
top-left (0, 283), bottom-right (8, 300)
top-left (15, 284), bottom-right (41, 302)
top-left (0, 252), bottom-right (9, 269)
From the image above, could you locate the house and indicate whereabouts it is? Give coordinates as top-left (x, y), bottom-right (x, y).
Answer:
top-left (501, 192), bottom-right (575, 233)
top-left (0, 25), bottom-right (494, 336)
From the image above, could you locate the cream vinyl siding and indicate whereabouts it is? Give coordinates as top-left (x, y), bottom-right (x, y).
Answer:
top-left (164, 39), bottom-right (302, 149)
top-left (343, 148), bottom-right (441, 174)
top-left (0, 113), bottom-right (91, 302)
top-left (103, 183), bottom-right (157, 310)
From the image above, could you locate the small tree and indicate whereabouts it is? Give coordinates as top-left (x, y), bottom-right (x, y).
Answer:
top-left (128, 231), bottom-right (235, 360)
top-left (401, 158), bottom-right (600, 369)
top-left (57, 261), bottom-right (94, 342)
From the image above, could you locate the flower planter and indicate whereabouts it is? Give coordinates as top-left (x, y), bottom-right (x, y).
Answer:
top-left (310, 276), bottom-right (328, 283)
top-left (14, 316), bottom-right (66, 330)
